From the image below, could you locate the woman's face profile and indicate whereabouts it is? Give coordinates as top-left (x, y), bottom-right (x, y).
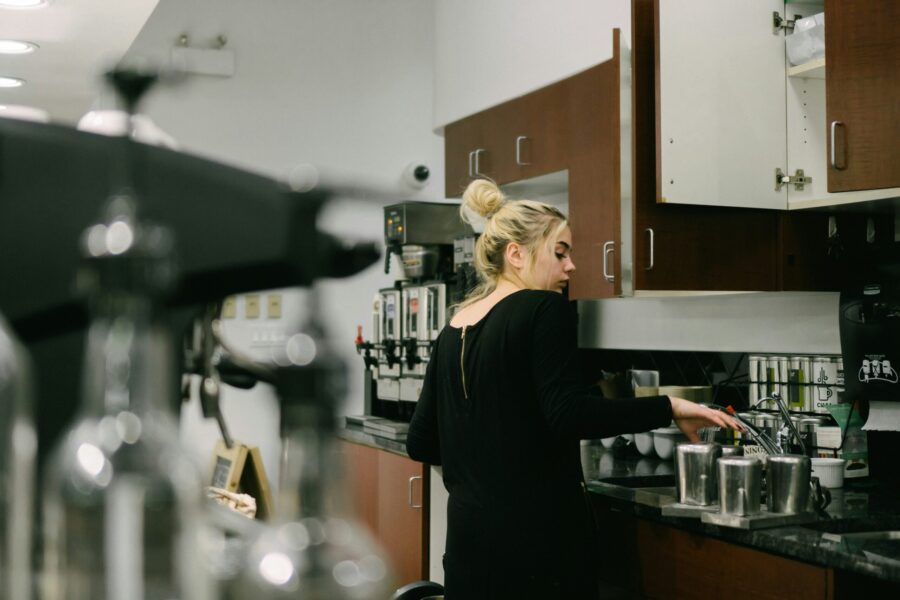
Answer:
top-left (526, 225), bottom-right (576, 293)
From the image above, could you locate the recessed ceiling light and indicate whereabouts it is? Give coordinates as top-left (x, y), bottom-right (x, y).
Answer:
top-left (0, 40), bottom-right (38, 54)
top-left (0, 0), bottom-right (50, 8)
top-left (0, 76), bottom-right (25, 87)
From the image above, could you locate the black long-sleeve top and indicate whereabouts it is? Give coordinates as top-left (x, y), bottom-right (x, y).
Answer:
top-left (406, 289), bottom-right (673, 599)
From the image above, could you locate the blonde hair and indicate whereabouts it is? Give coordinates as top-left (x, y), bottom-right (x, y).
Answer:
top-left (458, 179), bottom-right (567, 307)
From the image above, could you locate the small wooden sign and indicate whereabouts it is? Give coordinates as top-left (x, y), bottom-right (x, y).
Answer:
top-left (210, 440), bottom-right (273, 520)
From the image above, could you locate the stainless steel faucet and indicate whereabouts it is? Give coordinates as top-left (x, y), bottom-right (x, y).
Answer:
top-left (722, 393), bottom-right (806, 456)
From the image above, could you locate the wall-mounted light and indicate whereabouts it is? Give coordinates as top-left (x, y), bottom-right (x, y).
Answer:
top-left (0, 40), bottom-right (38, 54)
top-left (0, 76), bottom-right (25, 87)
top-left (0, 104), bottom-right (49, 122)
top-left (0, 0), bottom-right (51, 8)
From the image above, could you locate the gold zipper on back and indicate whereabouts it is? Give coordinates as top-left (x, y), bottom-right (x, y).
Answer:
top-left (460, 325), bottom-right (468, 400)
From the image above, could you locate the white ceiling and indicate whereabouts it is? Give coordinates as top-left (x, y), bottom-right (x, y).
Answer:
top-left (0, 0), bottom-right (159, 123)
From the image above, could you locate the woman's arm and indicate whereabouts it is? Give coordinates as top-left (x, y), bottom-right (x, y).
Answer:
top-left (530, 293), bottom-right (673, 439)
top-left (669, 396), bottom-right (744, 441)
top-left (530, 293), bottom-right (743, 439)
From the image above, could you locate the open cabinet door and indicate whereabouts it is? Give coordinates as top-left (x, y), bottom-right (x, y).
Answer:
top-left (567, 30), bottom-right (623, 299)
top-left (632, 0), bottom-right (779, 293)
top-left (825, 0), bottom-right (900, 192)
top-left (655, 0), bottom-right (787, 210)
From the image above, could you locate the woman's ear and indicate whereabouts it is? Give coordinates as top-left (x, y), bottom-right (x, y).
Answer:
top-left (505, 242), bottom-right (526, 270)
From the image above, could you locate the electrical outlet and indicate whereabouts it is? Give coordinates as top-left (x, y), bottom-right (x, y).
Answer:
top-left (245, 294), bottom-right (260, 319)
top-left (267, 293), bottom-right (282, 319)
top-left (221, 296), bottom-right (237, 319)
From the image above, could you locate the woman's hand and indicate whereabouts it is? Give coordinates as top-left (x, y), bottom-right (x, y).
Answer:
top-left (669, 396), bottom-right (745, 442)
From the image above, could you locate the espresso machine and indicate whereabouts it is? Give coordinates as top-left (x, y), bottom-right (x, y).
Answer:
top-left (0, 113), bottom-right (379, 473)
top-left (359, 202), bottom-right (475, 421)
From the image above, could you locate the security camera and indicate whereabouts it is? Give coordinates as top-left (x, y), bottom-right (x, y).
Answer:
top-left (402, 162), bottom-right (430, 190)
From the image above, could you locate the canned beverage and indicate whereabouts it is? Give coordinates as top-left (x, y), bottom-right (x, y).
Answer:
top-left (766, 356), bottom-right (790, 407)
top-left (812, 356), bottom-right (841, 414)
top-left (812, 356), bottom-right (840, 385)
top-left (788, 356), bottom-right (812, 411)
top-left (748, 355), bottom-right (763, 407)
top-left (759, 413), bottom-right (781, 443)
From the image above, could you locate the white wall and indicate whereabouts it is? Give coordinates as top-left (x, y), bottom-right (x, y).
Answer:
top-left (123, 0), bottom-right (444, 486)
top-left (433, 0), bottom-right (631, 128)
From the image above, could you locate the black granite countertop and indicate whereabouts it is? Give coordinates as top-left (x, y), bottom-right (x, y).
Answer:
top-left (581, 441), bottom-right (900, 585)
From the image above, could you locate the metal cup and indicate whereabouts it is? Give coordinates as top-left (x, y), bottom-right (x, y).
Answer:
top-left (720, 445), bottom-right (744, 458)
top-left (675, 443), bottom-right (722, 506)
top-left (766, 454), bottom-right (811, 514)
top-left (718, 456), bottom-right (762, 516)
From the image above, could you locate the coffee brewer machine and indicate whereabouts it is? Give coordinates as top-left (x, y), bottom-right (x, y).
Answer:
top-left (357, 202), bottom-right (475, 421)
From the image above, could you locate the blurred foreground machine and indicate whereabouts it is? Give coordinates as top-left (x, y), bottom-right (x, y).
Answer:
top-left (0, 116), bottom-right (379, 469)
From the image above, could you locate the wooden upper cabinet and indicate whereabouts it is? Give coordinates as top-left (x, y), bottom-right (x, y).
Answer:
top-left (443, 76), bottom-right (571, 198)
top-left (501, 81), bottom-right (570, 183)
top-left (825, 0), bottom-right (900, 192)
top-left (635, 0), bottom-right (779, 292)
top-left (567, 40), bottom-right (622, 300)
top-left (444, 113), bottom-right (489, 198)
top-left (654, 0), bottom-right (788, 210)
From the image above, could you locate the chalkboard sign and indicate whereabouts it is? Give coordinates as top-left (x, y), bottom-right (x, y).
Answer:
top-left (208, 441), bottom-right (273, 520)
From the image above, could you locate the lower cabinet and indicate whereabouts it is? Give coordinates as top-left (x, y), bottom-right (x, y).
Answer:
top-left (340, 440), bottom-right (429, 588)
top-left (591, 496), bottom-right (897, 599)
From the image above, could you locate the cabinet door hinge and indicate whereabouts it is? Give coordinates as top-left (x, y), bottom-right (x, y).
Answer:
top-left (772, 11), bottom-right (801, 35)
top-left (775, 168), bottom-right (812, 191)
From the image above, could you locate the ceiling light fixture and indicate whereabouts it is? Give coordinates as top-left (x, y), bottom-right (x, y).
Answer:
top-left (0, 40), bottom-right (38, 54)
top-left (0, 0), bottom-right (50, 8)
top-left (0, 76), bottom-right (25, 87)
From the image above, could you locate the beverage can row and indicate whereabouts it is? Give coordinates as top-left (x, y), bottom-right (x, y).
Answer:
top-left (748, 355), bottom-right (843, 414)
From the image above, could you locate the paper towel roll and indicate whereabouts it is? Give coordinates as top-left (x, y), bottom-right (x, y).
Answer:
top-left (862, 401), bottom-right (900, 432)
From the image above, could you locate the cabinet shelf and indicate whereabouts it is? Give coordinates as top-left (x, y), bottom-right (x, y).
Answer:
top-left (788, 187), bottom-right (900, 211)
top-left (787, 57), bottom-right (825, 79)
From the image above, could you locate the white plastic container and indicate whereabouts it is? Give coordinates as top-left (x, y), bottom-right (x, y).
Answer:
top-left (786, 12), bottom-right (825, 66)
top-left (811, 457), bottom-right (846, 489)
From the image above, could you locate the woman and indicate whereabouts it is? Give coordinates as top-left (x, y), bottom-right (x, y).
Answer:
top-left (406, 179), bottom-right (741, 599)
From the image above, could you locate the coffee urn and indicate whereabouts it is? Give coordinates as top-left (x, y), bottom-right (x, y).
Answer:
top-left (359, 202), bottom-right (475, 421)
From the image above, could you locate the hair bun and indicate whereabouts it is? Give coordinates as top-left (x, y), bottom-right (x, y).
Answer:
top-left (461, 179), bottom-right (506, 222)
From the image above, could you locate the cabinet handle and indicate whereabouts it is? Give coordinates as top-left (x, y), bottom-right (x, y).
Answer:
top-left (515, 136), bottom-right (531, 166)
top-left (602, 241), bottom-right (615, 283)
top-left (830, 121), bottom-right (845, 170)
top-left (473, 148), bottom-right (485, 177)
top-left (408, 475), bottom-right (423, 509)
top-left (467, 151), bottom-right (474, 178)
top-left (645, 228), bottom-right (655, 271)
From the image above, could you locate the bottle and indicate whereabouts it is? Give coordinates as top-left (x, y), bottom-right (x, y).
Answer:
top-left (40, 196), bottom-right (210, 600)
top-left (0, 314), bottom-right (37, 600)
top-left (229, 301), bottom-right (392, 599)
